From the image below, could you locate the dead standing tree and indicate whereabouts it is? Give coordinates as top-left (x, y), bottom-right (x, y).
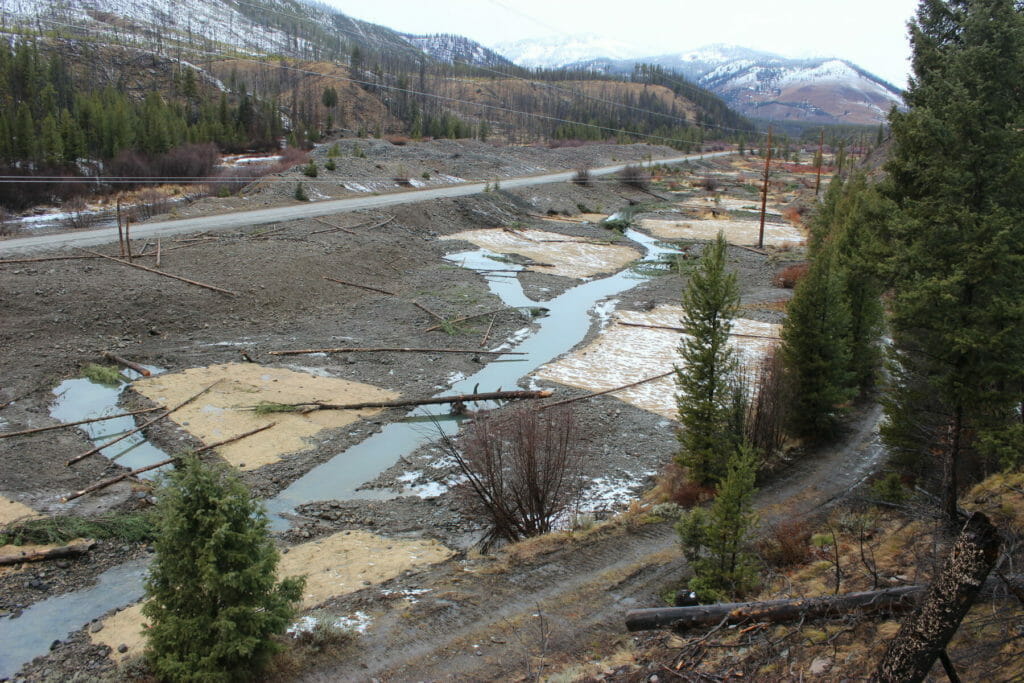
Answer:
top-left (871, 512), bottom-right (1001, 682)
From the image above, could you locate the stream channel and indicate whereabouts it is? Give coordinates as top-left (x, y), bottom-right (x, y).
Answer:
top-left (0, 229), bottom-right (679, 678)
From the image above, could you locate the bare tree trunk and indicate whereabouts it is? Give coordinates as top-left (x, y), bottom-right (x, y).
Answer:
top-left (626, 586), bottom-right (925, 632)
top-left (871, 512), bottom-right (1000, 683)
top-left (943, 405), bottom-right (963, 528)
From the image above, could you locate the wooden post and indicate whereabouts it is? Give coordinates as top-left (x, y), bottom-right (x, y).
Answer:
top-left (758, 126), bottom-right (773, 250)
top-left (815, 128), bottom-right (824, 197)
top-left (871, 513), bottom-right (1001, 682)
top-left (116, 198), bottom-right (125, 258)
top-left (125, 218), bottom-right (133, 262)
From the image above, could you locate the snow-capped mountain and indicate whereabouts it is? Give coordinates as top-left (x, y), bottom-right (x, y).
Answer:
top-left (494, 39), bottom-right (903, 125)
top-left (491, 34), bottom-right (648, 69)
top-left (404, 34), bottom-right (513, 68)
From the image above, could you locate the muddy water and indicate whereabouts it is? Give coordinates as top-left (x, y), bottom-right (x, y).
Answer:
top-left (0, 558), bottom-right (149, 679)
top-left (265, 230), bottom-right (678, 527)
top-left (50, 367), bottom-right (171, 477)
top-left (0, 232), bottom-right (676, 676)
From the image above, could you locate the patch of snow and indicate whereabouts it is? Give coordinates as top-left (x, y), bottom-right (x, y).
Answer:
top-left (342, 182), bottom-right (373, 193)
top-left (490, 327), bottom-right (531, 353)
top-left (591, 298), bottom-right (619, 330)
top-left (288, 611), bottom-right (373, 636)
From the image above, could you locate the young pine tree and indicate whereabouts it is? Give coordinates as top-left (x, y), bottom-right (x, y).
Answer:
top-left (675, 232), bottom-right (741, 485)
top-left (143, 456), bottom-right (305, 682)
top-left (781, 250), bottom-right (855, 441)
top-left (676, 444), bottom-right (760, 601)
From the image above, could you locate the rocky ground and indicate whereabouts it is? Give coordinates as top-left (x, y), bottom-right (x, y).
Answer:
top-left (0, 141), bottom-right (814, 680)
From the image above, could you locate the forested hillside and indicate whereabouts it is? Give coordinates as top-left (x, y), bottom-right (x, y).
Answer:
top-left (0, 0), bottom-right (755, 213)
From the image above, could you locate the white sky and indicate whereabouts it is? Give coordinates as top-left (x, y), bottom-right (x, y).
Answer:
top-left (324, 0), bottom-right (920, 88)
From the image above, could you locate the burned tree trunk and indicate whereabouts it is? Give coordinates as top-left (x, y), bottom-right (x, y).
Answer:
top-left (871, 512), bottom-right (1000, 683)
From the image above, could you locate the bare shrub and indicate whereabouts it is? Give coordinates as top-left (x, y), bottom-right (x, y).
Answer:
top-left (745, 347), bottom-right (789, 460)
top-left (651, 463), bottom-right (715, 508)
top-left (617, 164), bottom-right (650, 190)
top-left (440, 406), bottom-right (584, 550)
top-left (63, 196), bottom-right (97, 230)
top-left (130, 189), bottom-right (171, 220)
top-left (0, 208), bottom-right (18, 236)
top-left (571, 167), bottom-right (592, 187)
top-left (385, 135), bottom-right (410, 146)
top-left (157, 142), bottom-right (219, 179)
top-left (772, 262), bottom-right (810, 288)
top-left (701, 176), bottom-right (719, 192)
top-left (756, 518), bottom-right (812, 568)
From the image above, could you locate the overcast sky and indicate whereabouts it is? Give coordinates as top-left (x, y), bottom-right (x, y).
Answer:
top-left (324, 0), bottom-right (920, 87)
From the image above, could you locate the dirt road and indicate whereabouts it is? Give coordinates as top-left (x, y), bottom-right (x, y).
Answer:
top-left (0, 152), bottom-right (732, 256)
top-left (302, 407), bottom-right (886, 682)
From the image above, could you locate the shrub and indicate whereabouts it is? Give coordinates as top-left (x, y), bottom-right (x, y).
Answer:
top-left (326, 143), bottom-right (340, 158)
top-left (143, 456), bottom-right (305, 681)
top-left (63, 196), bottom-right (97, 230)
top-left (571, 167), bottom-right (593, 187)
top-left (439, 406), bottom-right (583, 551)
top-left (617, 164), bottom-right (650, 190)
top-left (756, 519), bottom-right (812, 567)
top-left (385, 134), bottom-right (410, 146)
top-left (772, 262), bottom-right (810, 289)
top-left (870, 472), bottom-right (908, 503)
top-left (294, 182), bottom-right (309, 201)
top-left (324, 159), bottom-right (336, 171)
top-left (745, 347), bottom-right (790, 459)
top-left (302, 161), bottom-right (318, 178)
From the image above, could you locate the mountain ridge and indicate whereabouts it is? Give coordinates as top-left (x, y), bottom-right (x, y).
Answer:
top-left (490, 38), bottom-right (903, 125)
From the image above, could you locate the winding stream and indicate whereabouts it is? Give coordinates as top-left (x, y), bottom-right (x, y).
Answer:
top-left (264, 229), bottom-right (677, 527)
top-left (0, 229), bottom-right (676, 677)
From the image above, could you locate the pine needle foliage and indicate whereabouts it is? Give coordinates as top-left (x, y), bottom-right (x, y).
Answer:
top-left (781, 250), bottom-right (855, 440)
top-left (676, 444), bottom-right (760, 601)
top-left (880, 0), bottom-right (1024, 522)
top-left (675, 232), bottom-right (741, 485)
top-left (142, 456), bottom-right (305, 682)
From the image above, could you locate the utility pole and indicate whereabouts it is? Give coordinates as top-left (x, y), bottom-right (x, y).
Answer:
top-left (815, 128), bottom-right (824, 197)
top-left (758, 126), bottom-right (773, 250)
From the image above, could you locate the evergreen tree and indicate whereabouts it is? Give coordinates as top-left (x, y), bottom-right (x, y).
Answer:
top-left (676, 444), bottom-right (760, 601)
top-left (142, 456), bottom-right (304, 682)
top-left (881, 0), bottom-right (1024, 523)
top-left (675, 232), bottom-right (741, 485)
top-left (781, 250), bottom-right (855, 440)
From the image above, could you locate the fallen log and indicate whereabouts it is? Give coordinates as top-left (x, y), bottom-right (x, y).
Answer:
top-left (617, 320), bottom-right (781, 340)
top-left (82, 250), bottom-right (237, 296)
top-left (0, 539), bottom-right (96, 566)
top-left (251, 389), bottom-right (553, 414)
top-left (268, 347), bottom-right (525, 356)
top-left (62, 422), bottom-right (276, 502)
top-left (0, 407), bottom-right (160, 439)
top-left (871, 512), bottom-right (1001, 682)
top-left (480, 313), bottom-right (497, 348)
top-left (322, 276), bottom-right (396, 297)
top-left (625, 585), bottom-right (926, 632)
top-left (102, 352), bottom-right (151, 377)
top-left (66, 381), bottom-right (220, 466)
top-left (539, 370), bottom-right (676, 410)
top-left (413, 300), bottom-right (446, 322)
top-left (311, 217), bottom-right (357, 235)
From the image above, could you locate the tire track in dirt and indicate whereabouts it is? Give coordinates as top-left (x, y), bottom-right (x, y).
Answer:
top-left (303, 404), bottom-right (886, 681)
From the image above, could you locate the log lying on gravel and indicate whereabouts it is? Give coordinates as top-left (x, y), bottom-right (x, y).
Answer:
top-left (0, 408), bottom-right (160, 439)
top-left (625, 586), bottom-right (926, 632)
top-left (0, 539), bottom-right (96, 566)
top-left (872, 512), bottom-right (1001, 682)
top-left (62, 422), bottom-right (276, 502)
top-left (252, 389), bottom-right (553, 414)
top-left (102, 351), bottom-right (151, 377)
top-left (268, 347), bottom-right (525, 356)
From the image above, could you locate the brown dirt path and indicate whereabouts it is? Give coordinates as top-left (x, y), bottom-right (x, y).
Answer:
top-left (301, 404), bottom-right (886, 682)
